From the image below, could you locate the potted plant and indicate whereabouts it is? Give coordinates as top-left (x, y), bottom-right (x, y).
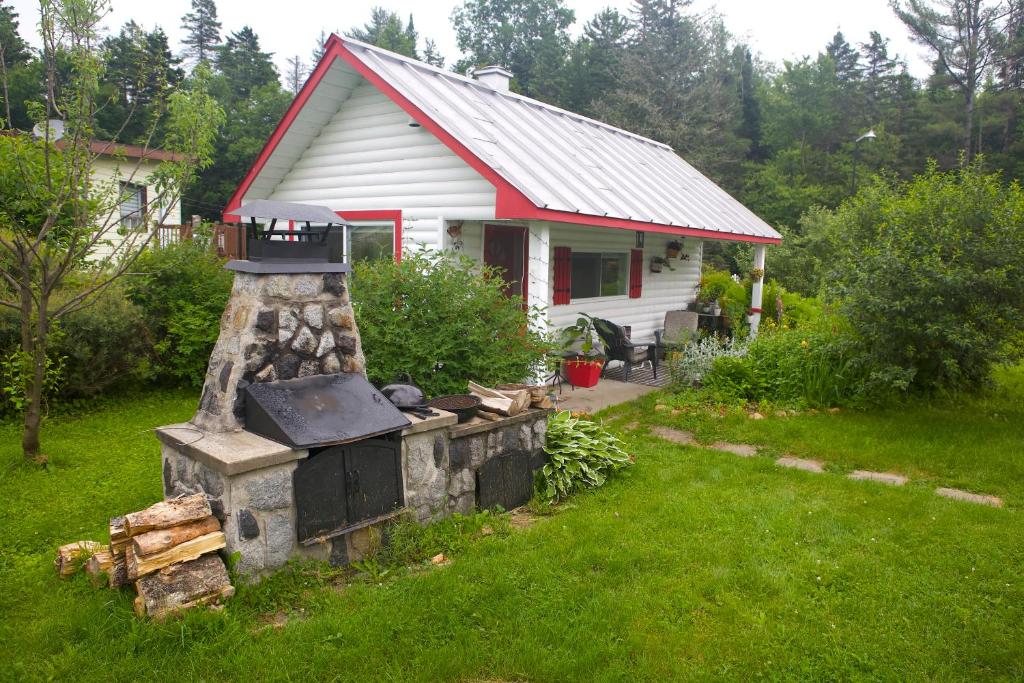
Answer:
top-left (650, 256), bottom-right (675, 273)
top-left (666, 240), bottom-right (683, 259)
top-left (559, 314), bottom-right (606, 388)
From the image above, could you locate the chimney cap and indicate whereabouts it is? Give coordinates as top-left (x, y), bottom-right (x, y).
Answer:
top-left (473, 65), bottom-right (514, 91)
top-left (475, 65), bottom-right (514, 78)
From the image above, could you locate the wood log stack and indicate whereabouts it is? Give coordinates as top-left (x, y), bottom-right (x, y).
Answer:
top-left (54, 493), bottom-right (234, 620)
top-left (469, 381), bottom-right (553, 419)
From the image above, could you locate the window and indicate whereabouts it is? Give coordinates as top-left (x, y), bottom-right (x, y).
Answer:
top-left (570, 252), bottom-right (628, 299)
top-left (348, 224), bottom-right (394, 262)
top-left (119, 182), bottom-right (146, 230)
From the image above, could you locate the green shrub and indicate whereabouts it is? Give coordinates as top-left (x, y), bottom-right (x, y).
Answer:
top-left (539, 411), bottom-right (632, 501)
top-left (350, 249), bottom-right (550, 397)
top-left (127, 236), bottom-right (233, 387)
top-left (828, 162), bottom-right (1024, 391)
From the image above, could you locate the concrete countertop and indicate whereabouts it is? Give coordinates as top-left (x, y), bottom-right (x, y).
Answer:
top-left (156, 423), bottom-right (308, 476)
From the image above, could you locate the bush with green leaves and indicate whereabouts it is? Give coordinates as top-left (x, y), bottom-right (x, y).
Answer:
top-left (350, 249), bottom-right (550, 397)
top-left (669, 335), bottom-right (749, 387)
top-left (127, 235), bottom-right (233, 387)
top-left (827, 162), bottom-right (1024, 392)
top-left (539, 411), bottom-right (632, 502)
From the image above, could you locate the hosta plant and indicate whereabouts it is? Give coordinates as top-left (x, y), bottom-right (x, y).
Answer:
top-left (539, 411), bottom-right (632, 502)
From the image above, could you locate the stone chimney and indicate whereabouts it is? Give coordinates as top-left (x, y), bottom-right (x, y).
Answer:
top-left (474, 65), bottom-right (513, 92)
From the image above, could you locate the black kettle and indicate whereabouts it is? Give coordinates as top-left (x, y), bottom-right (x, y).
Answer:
top-left (379, 373), bottom-right (427, 408)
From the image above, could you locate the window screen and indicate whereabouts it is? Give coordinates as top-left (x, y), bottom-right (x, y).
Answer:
top-left (119, 183), bottom-right (145, 230)
top-left (570, 252), bottom-right (628, 299)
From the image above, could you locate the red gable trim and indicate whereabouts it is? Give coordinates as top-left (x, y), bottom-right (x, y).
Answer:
top-left (224, 35), bottom-right (781, 245)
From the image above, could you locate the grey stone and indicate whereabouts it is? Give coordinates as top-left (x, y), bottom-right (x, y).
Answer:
top-left (329, 536), bottom-right (349, 567)
top-left (196, 464), bottom-right (224, 497)
top-left (316, 330), bottom-right (335, 357)
top-left (327, 307), bottom-right (352, 329)
top-left (218, 362), bottom-right (234, 392)
top-left (245, 340), bottom-right (273, 372)
top-left (232, 381), bottom-right (249, 419)
top-left (208, 497), bottom-right (226, 520)
top-left (518, 423), bottom-right (533, 452)
top-left (448, 467), bottom-right (475, 497)
top-left (255, 364), bottom-right (277, 382)
top-left (323, 273), bottom-right (346, 296)
top-left (322, 353), bottom-right (341, 374)
top-left (451, 491), bottom-right (475, 515)
top-left (936, 487), bottom-right (1003, 507)
top-left (336, 334), bottom-right (357, 356)
top-left (651, 426), bottom-right (696, 445)
top-left (279, 308), bottom-right (298, 331)
top-left (245, 469), bottom-right (292, 510)
top-left (709, 441), bottom-right (758, 457)
top-left (848, 470), bottom-right (907, 486)
top-left (238, 509), bottom-right (260, 540)
top-left (264, 275), bottom-right (291, 298)
top-left (294, 275), bottom-right (320, 297)
top-left (275, 353), bottom-right (301, 380)
top-left (532, 418), bottom-right (547, 437)
top-left (255, 309), bottom-right (277, 334)
top-left (199, 386), bottom-right (221, 415)
top-left (162, 458), bottom-right (173, 496)
top-left (775, 456), bottom-right (824, 473)
top-left (265, 513), bottom-right (294, 568)
top-left (450, 435), bottom-right (484, 469)
top-left (292, 326), bottom-right (318, 355)
top-left (298, 359), bottom-right (320, 377)
top-left (303, 303), bottom-right (324, 329)
top-left (433, 434), bottom-right (446, 468)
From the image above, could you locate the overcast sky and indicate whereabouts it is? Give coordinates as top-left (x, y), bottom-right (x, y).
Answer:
top-left (8, 0), bottom-right (931, 80)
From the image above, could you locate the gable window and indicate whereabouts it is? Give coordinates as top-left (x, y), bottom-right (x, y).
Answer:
top-left (119, 182), bottom-right (146, 231)
top-left (570, 252), bottom-right (628, 299)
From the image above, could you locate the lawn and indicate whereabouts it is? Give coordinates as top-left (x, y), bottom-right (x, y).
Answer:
top-left (0, 377), bottom-right (1021, 681)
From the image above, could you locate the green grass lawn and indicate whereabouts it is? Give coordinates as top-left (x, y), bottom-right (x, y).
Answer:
top-left (0, 378), bottom-right (1022, 681)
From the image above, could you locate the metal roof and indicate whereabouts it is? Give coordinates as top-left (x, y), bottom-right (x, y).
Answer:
top-left (342, 37), bottom-right (780, 241)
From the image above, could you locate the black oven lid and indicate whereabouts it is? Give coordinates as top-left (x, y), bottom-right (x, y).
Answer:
top-left (244, 373), bottom-right (410, 449)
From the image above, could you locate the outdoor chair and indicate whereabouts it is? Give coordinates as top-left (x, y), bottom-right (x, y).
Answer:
top-left (593, 318), bottom-right (658, 383)
top-left (655, 310), bottom-right (699, 359)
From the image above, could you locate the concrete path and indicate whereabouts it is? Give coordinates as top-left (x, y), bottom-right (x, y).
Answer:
top-left (775, 456), bottom-right (825, 473)
top-left (553, 379), bottom-right (657, 414)
top-left (710, 442), bottom-right (758, 457)
top-left (936, 487), bottom-right (1004, 507)
top-left (847, 470), bottom-right (908, 486)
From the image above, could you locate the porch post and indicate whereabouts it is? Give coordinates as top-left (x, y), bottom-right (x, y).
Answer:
top-left (749, 244), bottom-right (767, 337)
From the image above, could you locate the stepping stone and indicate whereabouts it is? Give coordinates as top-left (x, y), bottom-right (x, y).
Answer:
top-left (709, 441), bottom-right (758, 457)
top-left (650, 426), bottom-right (696, 445)
top-left (775, 456), bottom-right (824, 473)
top-left (847, 470), bottom-right (907, 486)
top-left (936, 487), bottom-right (1004, 508)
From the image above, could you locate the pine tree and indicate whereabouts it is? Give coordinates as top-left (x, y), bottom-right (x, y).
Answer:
top-left (1, 3), bottom-right (31, 68)
top-left (422, 39), bottom-right (445, 67)
top-left (562, 8), bottom-right (630, 113)
top-left (180, 0), bottom-right (222, 66)
top-left (860, 31), bottom-right (901, 123)
top-left (285, 55), bottom-right (307, 94)
top-left (216, 26), bottom-right (279, 100)
top-left (350, 7), bottom-right (418, 58)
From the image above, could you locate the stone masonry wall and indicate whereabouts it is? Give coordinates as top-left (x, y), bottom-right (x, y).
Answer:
top-left (192, 271), bottom-right (366, 432)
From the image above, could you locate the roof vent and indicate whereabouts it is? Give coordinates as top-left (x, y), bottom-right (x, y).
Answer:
top-left (474, 65), bottom-right (513, 92)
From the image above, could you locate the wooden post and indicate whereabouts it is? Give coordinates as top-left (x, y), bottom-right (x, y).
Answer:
top-left (750, 244), bottom-right (766, 337)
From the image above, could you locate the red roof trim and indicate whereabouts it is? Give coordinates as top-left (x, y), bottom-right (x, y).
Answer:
top-left (223, 35), bottom-right (780, 245)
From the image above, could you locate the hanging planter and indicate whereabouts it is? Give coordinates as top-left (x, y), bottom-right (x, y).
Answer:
top-left (650, 256), bottom-right (674, 273)
top-left (666, 240), bottom-right (683, 259)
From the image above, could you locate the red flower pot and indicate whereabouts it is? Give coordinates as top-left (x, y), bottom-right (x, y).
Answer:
top-left (563, 359), bottom-right (604, 388)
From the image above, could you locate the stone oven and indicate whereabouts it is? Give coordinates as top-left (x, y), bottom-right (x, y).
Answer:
top-left (156, 201), bottom-right (550, 577)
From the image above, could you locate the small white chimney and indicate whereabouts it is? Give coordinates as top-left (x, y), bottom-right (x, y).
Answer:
top-left (474, 65), bottom-right (513, 92)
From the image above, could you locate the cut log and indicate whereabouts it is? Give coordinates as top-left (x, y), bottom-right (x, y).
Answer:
top-left (126, 531), bottom-right (226, 580)
top-left (134, 554), bottom-right (234, 621)
top-left (108, 545), bottom-right (129, 588)
top-left (55, 540), bottom-right (104, 577)
top-left (532, 395), bottom-right (554, 409)
top-left (131, 516), bottom-right (220, 557)
top-left (477, 410), bottom-right (503, 422)
top-left (85, 550), bottom-right (114, 586)
top-left (109, 515), bottom-right (128, 543)
top-left (468, 381), bottom-right (529, 416)
top-left (123, 493), bottom-right (212, 536)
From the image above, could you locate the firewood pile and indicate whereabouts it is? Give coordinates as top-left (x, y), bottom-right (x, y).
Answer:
top-left (54, 493), bottom-right (234, 620)
top-left (469, 381), bottom-right (552, 420)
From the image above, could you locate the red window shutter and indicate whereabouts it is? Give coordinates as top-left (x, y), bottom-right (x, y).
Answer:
top-left (553, 246), bottom-right (571, 305)
top-left (629, 248), bottom-right (643, 298)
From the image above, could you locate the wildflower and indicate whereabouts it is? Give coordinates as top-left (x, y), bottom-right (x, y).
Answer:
top-left (800, 339), bottom-right (809, 349)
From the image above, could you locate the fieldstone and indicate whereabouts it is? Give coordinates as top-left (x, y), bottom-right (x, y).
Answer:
top-left (255, 364), bottom-right (277, 382)
top-left (264, 276), bottom-right (291, 298)
top-left (162, 458), bottom-right (173, 495)
top-left (518, 423), bottom-right (533, 452)
top-left (238, 509), bottom-right (260, 540)
top-left (327, 307), bottom-right (353, 329)
top-left (936, 487), bottom-right (1003, 507)
top-left (231, 303), bottom-right (251, 328)
top-left (245, 469), bottom-right (293, 510)
top-left (232, 381), bottom-right (249, 419)
top-left (265, 513), bottom-right (294, 567)
top-left (279, 309), bottom-right (298, 331)
top-left (316, 331), bottom-right (335, 357)
top-left (291, 326), bottom-right (318, 355)
top-left (448, 468), bottom-right (475, 497)
top-left (208, 497), bottom-right (226, 520)
top-left (775, 456), bottom-right (824, 473)
top-left (322, 353), bottom-right (341, 374)
top-left (255, 309), bottom-right (277, 334)
top-left (651, 426), bottom-right (696, 445)
top-left (298, 359), bottom-right (320, 377)
top-left (199, 386), bottom-right (221, 415)
top-left (275, 353), bottom-right (301, 380)
top-left (218, 362), bottom-right (234, 392)
top-left (848, 470), bottom-right (907, 486)
top-left (303, 303), bottom-right (324, 329)
top-left (532, 418), bottom-right (547, 437)
top-left (196, 464), bottom-right (224, 497)
top-left (433, 434), bottom-right (446, 468)
top-left (343, 356), bottom-right (364, 374)
top-left (294, 275), bottom-right (320, 298)
top-left (323, 273), bottom-right (347, 296)
top-left (451, 491), bottom-right (475, 515)
top-left (329, 537), bottom-right (349, 567)
top-left (336, 334), bottom-right (357, 356)
top-left (449, 435), bottom-right (483, 470)
top-left (709, 441), bottom-right (758, 457)
top-left (245, 340), bottom-right (273, 372)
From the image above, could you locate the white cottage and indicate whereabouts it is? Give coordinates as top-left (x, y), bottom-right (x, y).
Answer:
top-left (224, 35), bottom-right (781, 340)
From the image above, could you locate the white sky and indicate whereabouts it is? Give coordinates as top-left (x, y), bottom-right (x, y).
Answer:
top-left (8, 0), bottom-right (932, 79)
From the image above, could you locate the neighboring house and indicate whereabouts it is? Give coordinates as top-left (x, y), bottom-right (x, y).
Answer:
top-left (224, 35), bottom-right (781, 340)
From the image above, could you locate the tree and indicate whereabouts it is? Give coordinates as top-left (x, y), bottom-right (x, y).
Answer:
top-left (1, 0), bottom-right (222, 462)
top-left (422, 38), bottom-right (445, 67)
top-left (451, 0), bottom-right (575, 100)
top-left (1, 2), bottom-right (30, 68)
top-left (349, 7), bottom-right (418, 58)
top-left (0, 2), bottom-right (41, 130)
top-left (561, 8), bottom-right (630, 114)
top-left (860, 31), bottom-right (902, 123)
top-left (180, 0), bottom-right (222, 66)
top-left (285, 54), bottom-right (307, 94)
top-left (216, 27), bottom-right (278, 100)
top-left (892, 0), bottom-right (1009, 160)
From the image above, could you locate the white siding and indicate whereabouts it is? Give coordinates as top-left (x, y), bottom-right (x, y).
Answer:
top-left (546, 226), bottom-right (702, 341)
top-left (266, 79), bottom-right (496, 220)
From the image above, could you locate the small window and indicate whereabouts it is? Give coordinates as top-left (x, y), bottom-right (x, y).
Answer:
top-left (119, 182), bottom-right (146, 230)
top-left (570, 252), bottom-right (628, 299)
top-left (348, 224), bottom-right (394, 262)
